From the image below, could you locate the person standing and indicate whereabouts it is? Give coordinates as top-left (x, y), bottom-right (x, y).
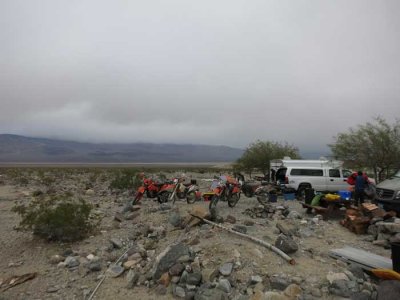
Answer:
top-left (354, 170), bottom-right (368, 206)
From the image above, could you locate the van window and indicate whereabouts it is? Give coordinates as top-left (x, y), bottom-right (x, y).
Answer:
top-left (329, 169), bottom-right (340, 178)
top-left (290, 169), bottom-right (323, 176)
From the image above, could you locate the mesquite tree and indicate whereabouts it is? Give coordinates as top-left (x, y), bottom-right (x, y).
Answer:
top-left (329, 117), bottom-right (400, 183)
top-left (234, 140), bottom-right (300, 178)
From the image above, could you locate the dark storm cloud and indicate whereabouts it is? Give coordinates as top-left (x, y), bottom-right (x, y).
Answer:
top-left (1, 0), bottom-right (400, 155)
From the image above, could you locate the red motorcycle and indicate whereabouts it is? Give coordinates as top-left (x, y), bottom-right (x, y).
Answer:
top-left (132, 175), bottom-right (164, 205)
top-left (208, 175), bottom-right (241, 210)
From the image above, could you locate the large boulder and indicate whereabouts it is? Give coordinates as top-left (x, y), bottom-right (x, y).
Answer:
top-left (275, 234), bottom-right (298, 254)
top-left (151, 243), bottom-right (190, 280)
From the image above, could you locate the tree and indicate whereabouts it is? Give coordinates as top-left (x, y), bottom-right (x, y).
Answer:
top-left (235, 140), bottom-right (300, 177)
top-left (329, 117), bottom-right (400, 183)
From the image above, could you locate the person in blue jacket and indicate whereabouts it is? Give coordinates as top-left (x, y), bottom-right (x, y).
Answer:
top-left (354, 170), bottom-right (368, 206)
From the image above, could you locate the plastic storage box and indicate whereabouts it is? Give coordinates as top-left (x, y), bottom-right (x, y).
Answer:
top-left (339, 190), bottom-right (351, 200)
top-left (283, 193), bottom-right (296, 200)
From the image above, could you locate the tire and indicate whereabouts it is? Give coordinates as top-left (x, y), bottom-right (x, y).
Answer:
top-left (186, 190), bottom-right (197, 204)
top-left (146, 190), bottom-right (157, 198)
top-left (157, 191), bottom-right (171, 203)
top-left (176, 192), bottom-right (186, 200)
top-left (296, 184), bottom-right (311, 201)
top-left (244, 190), bottom-right (254, 198)
top-left (209, 195), bottom-right (220, 210)
top-left (228, 193), bottom-right (240, 207)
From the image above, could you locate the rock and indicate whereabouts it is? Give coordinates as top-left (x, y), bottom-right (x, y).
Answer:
top-left (276, 222), bottom-right (298, 236)
top-left (154, 284), bottom-right (168, 295)
top-left (275, 234), bottom-right (298, 254)
top-left (110, 238), bottom-right (123, 249)
top-left (107, 264), bottom-right (125, 278)
top-left (326, 272), bottom-right (349, 284)
top-left (152, 243), bottom-right (191, 280)
top-left (182, 206), bottom-right (209, 227)
top-left (217, 278), bottom-right (232, 293)
top-left (233, 225), bottom-right (247, 234)
top-left (310, 288), bottom-right (322, 297)
top-left (348, 264), bottom-right (365, 279)
top-left (126, 269), bottom-right (139, 289)
top-left (287, 211), bottom-right (301, 219)
top-left (123, 260), bottom-right (138, 270)
top-left (269, 277), bottom-right (290, 291)
top-left (85, 189), bottom-right (95, 195)
top-left (124, 212), bottom-right (140, 220)
top-left (169, 212), bottom-right (182, 227)
top-left (376, 222), bottom-right (400, 234)
top-left (64, 256), bottom-right (80, 268)
top-left (88, 261), bottom-right (102, 272)
top-left (390, 233), bottom-right (400, 243)
top-left (202, 268), bottom-right (218, 283)
top-left (376, 280), bottom-right (400, 300)
top-left (114, 212), bottom-right (124, 222)
top-left (187, 272), bottom-right (202, 286)
top-left (283, 284), bottom-right (302, 298)
top-left (225, 215), bottom-right (237, 224)
top-left (194, 287), bottom-right (226, 300)
top-left (49, 255), bottom-right (64, 264)
top-left (251, 290), bottom-right (264, 300)
top-left (159, 272), bottom-right (171, 287)
top-left (233, 249), bottom-right (241, 258)
top-left (264, 291), bottom-right (288, 300)
top-left (219, 262), bottom-right (234, 276)
top-left (330, 279), bottom-right (350, 298)
top-left (174, 286), bottom-right (186, 298)
top-left (169, 263), bottom-right (185, 276)
top-left (250, 275), bottom-right (263, 284)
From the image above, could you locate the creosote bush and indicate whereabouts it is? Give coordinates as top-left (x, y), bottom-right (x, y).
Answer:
top-left (13, 195), bottom-right (95, 242)
top-left (109, 169), bottom-right (139, 191)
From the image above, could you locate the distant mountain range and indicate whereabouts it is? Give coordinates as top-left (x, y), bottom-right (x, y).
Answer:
top-left (0, 134), bottom-right (244, 163)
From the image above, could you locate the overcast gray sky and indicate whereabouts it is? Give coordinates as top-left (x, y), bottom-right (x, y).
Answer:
top-left (1, 0), bottom-right (399, 156)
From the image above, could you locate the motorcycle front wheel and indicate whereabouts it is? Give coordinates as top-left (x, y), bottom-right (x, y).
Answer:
top-left (209, 195), bottom-right (220, 210)
top-left (228, 193), bottom-right (240, 207)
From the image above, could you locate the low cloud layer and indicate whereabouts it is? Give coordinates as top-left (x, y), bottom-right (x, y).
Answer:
top-left (1, 0), bottom-right (399, 156)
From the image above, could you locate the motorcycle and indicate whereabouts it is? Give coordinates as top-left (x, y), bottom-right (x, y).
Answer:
top-left (132, 175), bottom-right (165, 205)
top-left (157, 177), bottom-right (201, 204)
top-left (208, 175), bottom-right (241, 210)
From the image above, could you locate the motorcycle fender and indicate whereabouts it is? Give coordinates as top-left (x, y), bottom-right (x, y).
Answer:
top-left (188, 185), bottom-right (199, 193)
top-left (233, 186), bottom-right (240, 193)
top-left (138, 186), bottom-right (146, 193)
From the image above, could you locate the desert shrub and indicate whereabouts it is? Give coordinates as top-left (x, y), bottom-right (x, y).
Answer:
top-left (109, 169), bottom-right (139, 191)
top-left (32, 190), bottom-right (44, 197)
top-left (13, 195), bottom-right (94, 242)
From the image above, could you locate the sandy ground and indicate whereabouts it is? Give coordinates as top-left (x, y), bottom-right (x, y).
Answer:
top-left (0, 169), bottom-right (391, 300)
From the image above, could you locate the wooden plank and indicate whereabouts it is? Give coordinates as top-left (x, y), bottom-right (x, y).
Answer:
top-left (329, 246), bottom-right (392, 271)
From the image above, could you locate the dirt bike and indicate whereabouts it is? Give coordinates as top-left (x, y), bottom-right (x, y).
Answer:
top-left (208, 175), bottom-right (241, 210)
top-left (157, 178), bottom-right (201, 204)
top-left (132, 176), bottom-right (164, 205)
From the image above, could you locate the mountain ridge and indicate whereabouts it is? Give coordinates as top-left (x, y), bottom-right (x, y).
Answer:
top-left (0, 134), bottom-right (244, 163)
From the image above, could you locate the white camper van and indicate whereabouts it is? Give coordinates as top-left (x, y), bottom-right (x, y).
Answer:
top-left (274, 158), bottom-right (352, 197)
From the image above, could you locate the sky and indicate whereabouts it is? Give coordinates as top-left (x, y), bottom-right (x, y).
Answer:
top-left (1, 0), bottom-right (399, 157)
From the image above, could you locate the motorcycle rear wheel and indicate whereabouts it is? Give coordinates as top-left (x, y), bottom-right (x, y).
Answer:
top-left (157, 191), bottom-right (171, 203)
top-left (186, 190), bottom-right (197, 204)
